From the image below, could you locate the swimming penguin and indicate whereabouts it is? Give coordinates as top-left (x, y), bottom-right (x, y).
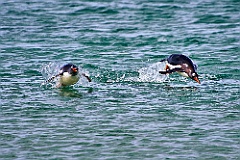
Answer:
top-left (45, 63), bottom-right (91, 87)
top-left (159, 54), bottom-right (200, 84)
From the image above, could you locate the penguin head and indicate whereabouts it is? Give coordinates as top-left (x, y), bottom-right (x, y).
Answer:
top-left (68, 65), bottom-right (78, 76)
top-left (60, 63), bottom-right (79, 76)
top-left (189, 71), bottom-right (200, 84)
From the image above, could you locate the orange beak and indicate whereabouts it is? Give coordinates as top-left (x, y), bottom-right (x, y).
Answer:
top-left (165, 65), bottom-right (169, 71)
top-left (193, 76), bottom-right (200, 84)
top-left (71, 67), bottom-right (78, 73)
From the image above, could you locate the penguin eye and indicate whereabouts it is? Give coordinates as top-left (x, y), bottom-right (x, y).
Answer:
top-left (192, 73), bottom-right (196, 77)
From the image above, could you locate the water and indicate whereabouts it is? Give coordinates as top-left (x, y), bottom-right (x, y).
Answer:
top-left (0, 0), bottom-right (239, 159)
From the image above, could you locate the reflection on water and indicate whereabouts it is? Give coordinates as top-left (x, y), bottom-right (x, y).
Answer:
top-left (164, 84), bottom-right (198, 91)
top-left (58, 87), bottom-right (93, 98)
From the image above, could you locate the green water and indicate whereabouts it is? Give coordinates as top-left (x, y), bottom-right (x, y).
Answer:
top-left (0, 0), bottom-right (239, 159)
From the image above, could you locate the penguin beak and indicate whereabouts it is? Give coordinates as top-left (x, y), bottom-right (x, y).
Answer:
top-left (193, 76), bottom-right (200, 84)
top-left (71, 67), bottom-right (78, 73)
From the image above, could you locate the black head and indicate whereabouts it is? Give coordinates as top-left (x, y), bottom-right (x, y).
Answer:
top-left (188, 71), bottom-right (200, 84)
top-left (167, 54), bottom-right (195, 66)
top-left (60, 63), bottom-right (79, 76)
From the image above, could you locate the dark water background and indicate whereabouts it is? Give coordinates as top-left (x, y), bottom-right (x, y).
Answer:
top-left (0, 0), bottom-right (239, 159)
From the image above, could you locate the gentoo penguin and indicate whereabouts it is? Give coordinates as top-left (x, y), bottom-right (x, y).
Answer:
top-left (159, 54), bottom-right (200, 84)
top-left (45, 63), bottom-right (91, 87)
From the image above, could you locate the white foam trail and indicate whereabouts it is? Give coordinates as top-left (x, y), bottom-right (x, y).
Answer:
top-left (137, 61), bottom-right (168, 82)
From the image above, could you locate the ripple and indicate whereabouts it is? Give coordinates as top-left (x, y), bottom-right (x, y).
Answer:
top-left (0, 0), bottom-right (239, 159)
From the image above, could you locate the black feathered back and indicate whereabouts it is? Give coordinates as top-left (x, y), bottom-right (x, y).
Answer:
top-left (60, 63), bottom-right (78, 72)
top-left (167, 54), bottom-right (195, 69)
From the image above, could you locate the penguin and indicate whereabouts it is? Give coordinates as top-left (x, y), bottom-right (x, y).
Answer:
top-left (45, 63), bottom-right (91, 87)
top-left (159, 54), bottom-right (200, 84)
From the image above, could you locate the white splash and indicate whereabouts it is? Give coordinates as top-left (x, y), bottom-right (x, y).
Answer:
top-left (137, 61), bottom-right (168, 82)
top-left (41, 62), bottom-right (61, 87)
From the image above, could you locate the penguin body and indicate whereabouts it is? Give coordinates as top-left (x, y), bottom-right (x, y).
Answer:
top-left (159, 54), bottom-right (200, 84)
top-left (56, 63), bottom-right (80, 87)
top-left (45, 63), bottom-right (91, 88)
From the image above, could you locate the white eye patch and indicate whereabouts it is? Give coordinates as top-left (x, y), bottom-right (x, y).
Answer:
top-left (192, 73), bottom-right (196, 76)
top-left (184, 63), bottom-right (188, 67)
top-left (166, 62), bottom-right (182, 69)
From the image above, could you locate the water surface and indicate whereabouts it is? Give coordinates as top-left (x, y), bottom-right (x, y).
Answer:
top-left (0, 0), bottom-right (239, 159)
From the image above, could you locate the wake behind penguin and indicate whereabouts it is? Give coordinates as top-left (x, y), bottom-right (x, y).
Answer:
top-left (138, 61), bottom-right (168, 82)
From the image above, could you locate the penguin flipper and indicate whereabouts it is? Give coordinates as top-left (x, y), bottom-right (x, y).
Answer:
top-left (82, 73), bottom-right (91, 82)
top-left (159, 68), bottom-right (183, 74)
top-left (159, 70), bottom-right (168, 74)
top-left (45, 73), bottom-right (61, 83)
top-left (160, 58), bottom-right (167, 62)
